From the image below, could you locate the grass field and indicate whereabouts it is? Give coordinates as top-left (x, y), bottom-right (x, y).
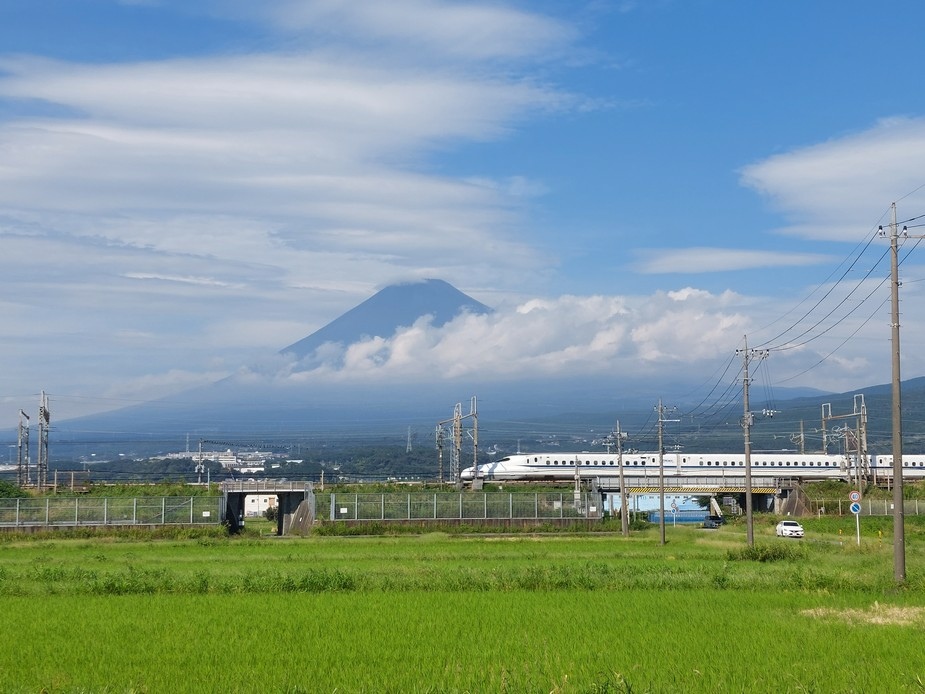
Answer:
top-left (1, 517), bottom-right (924, 693)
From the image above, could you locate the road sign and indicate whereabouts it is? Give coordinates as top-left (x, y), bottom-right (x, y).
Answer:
top-left (850, 501), bottom-right (862, 547)
top-left (849, 490), bottom-right (861, 502)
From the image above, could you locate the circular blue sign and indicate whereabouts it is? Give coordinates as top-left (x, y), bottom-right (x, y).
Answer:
top-left (850, 502), bottom-right (862, 514)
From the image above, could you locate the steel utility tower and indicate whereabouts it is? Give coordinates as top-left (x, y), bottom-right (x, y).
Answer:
top-left (821, 395), bottom-right (869, 487)
top-left (17, 410), bottom-right (30, 487)
top-left (437, 397), bottom-right (478, 486)
top-left (37, 391), bottom-right (50, 491)
top-left (435, 424), bottom-right (445, 485)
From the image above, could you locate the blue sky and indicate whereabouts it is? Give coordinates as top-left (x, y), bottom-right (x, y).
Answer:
top-left (2, 0), bottom-right (925, 420)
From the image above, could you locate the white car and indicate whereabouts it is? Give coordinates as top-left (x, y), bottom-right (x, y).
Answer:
top-left (776, 520), bottom-right (804, 538)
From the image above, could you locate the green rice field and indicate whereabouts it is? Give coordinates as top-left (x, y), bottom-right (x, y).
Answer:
top-left (1, 517), bottom-right (924, 693)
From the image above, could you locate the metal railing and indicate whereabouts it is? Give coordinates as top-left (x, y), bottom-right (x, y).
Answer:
top-left (804, 498), bottom-right (925, 517)
top-left (319, 492), bottom-right (602, 522)
top-left (0, 496), bottom-right (224, 528)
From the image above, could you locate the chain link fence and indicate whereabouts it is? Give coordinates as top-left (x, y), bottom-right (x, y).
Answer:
top-left (318, 492), bottom-right (601, 522)
top-left (0, 496), bottom-right (224, 528)
top-left (803, 498), bottom-right (925, 517)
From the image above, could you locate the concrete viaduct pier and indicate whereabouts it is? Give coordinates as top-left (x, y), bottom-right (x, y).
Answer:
top-left (221, 480), bottom-right (315, 535)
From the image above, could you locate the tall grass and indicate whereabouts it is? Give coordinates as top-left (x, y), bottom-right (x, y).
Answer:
top-left (2, 590), bottom-right (924, 692)
top-left (1, 524), bottom-right (924, 691)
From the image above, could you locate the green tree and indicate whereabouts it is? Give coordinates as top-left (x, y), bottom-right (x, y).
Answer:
top-left (0, 480), bottom-right (24, 498)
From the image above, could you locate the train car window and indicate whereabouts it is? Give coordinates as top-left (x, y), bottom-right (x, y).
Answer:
top-left (546, 461), bottom-right (551, 466)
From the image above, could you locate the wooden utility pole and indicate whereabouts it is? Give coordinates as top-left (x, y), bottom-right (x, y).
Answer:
top-left (737, 337), bottom-right (767, 548)
top-left (655, 401), bottom-right (677, 545)
top-left (615, 421), bottom-right (629, 537)
top-left (883, 202), bottom-right (909, 583)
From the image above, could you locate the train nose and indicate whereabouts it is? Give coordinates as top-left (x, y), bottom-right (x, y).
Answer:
top-left (460, 466), bottom-right (474, 480)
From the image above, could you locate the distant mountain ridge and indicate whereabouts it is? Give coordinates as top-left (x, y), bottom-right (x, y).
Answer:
top-left (41, 279), bottom-right (925, 459)
top-left (281, 279), bottom-right (492, 360)
top-left (52, 279), bottom-right (497, 437)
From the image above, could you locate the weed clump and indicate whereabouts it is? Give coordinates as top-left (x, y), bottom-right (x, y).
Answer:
top-left (727, 542), bottom-right (808, 562)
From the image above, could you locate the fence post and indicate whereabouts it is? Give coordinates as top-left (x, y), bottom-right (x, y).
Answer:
top-left (104, 498), bottom-right (108, 525)
top-left (509, 493), bottom-right (513, 520)
top-left (162, 497), bottom-right (166, 524)
top-left (15, 498), bottom-right (20, 526)
top-left (75, 497), bottom-right (79, 525)
top-left (354, 493), bottom-right (358, 521)
top-left (407, 493), bottom-right (410, 521)
top-left (534, 493), bottom-right (538, 519)
top-left (45, 497), bottom-right (49, 526)
top-left (433, 493), bottom-right (437, 520)
top-left (459, 492), bottom-right (462, 521)
top-left (560, 493), bottom-right (563, 519)
top-left (133, 498), bottom-right (137, 525)
top-left (190, 497), bottom-right (194, 524)
top-left (483, 492), bottom-right (487, 519)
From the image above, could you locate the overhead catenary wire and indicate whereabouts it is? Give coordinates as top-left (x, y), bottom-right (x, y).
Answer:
top-left (675, 199), bottom-right (925, 443)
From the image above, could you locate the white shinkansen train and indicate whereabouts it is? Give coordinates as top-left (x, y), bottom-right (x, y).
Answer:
top-left (460, 451), bottom-right (925, 482)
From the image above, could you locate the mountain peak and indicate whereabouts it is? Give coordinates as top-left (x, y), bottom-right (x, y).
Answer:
top-left (281, 279), bottom-right (492, 359)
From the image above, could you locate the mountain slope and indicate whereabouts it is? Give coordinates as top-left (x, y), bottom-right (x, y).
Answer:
top-left (281, 279), bottom-right (491, 360)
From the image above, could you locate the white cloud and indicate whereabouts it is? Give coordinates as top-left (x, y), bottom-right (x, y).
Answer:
top-left (740, 117), bottom-right (925, 240)
top-left (249, 290), bottom-right (750, 384)
top-left (217, 280), bottom-right (917, 402)
top-left (635, 247), bottom-right (834, 274)
top-left (252, 0), bottom-right (577, 62)
top-left (0, 1), bottom-right (580, 418)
